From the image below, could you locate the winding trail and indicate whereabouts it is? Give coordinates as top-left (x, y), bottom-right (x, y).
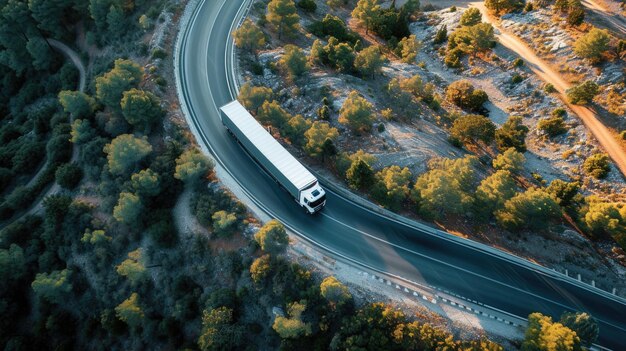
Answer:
top-left (470, 2), bottom-right (626, 178)
top-left (0, 40), bottom-right (85, 228)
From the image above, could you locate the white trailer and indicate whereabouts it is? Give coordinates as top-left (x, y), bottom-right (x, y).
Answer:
top-left (219, 100), bottom-right (326, 214)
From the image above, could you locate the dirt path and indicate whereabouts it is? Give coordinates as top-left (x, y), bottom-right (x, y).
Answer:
top-left (583, 0), bottom-right (626, 38)
top-left (466, 2), bottom-right (626, 178)
top-left (0, 41), bottom-right (85, 227)
top-left (48, 39), bottom-right (87, 93)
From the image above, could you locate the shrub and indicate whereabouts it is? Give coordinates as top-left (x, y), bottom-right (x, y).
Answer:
top-left (567, 81), bottom-right (599, 105)
top-left (297, 0), bottom-right (317, 12)
top-left (511, 74), bottom-right (523, 84)
top-left (512, 58), bottom-right (524, 67)
top-left (450, 114), bottom-right (496, 146)
top-left (433, 25), bottom-right (447, 44)
top-left (537, 116), bottom-right (567, 137)
top-left (544, 83), bottom-right (556, 93)
top-left (460, 8), bottom-right (482, 26)
top-left (55, 163), bottom-right (84, 190)
top-left (583, 153), bottom-right (610, 179)
top-left (445, 80), bottom-right (489, 113)
top-left (574, 28), bottom-right (610, 63)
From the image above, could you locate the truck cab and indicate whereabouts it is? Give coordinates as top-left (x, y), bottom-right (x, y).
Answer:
top-left (300, 182), bottom-right (326, 214)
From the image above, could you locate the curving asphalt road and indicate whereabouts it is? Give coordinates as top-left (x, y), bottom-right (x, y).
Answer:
top-left (176, 0), bottom-right (626, 348)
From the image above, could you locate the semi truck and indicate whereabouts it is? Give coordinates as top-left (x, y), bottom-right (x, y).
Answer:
top-left (219, 100), bottom-right (326, 214)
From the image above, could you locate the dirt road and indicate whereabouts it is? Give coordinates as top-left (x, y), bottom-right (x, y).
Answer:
top-left (468, 2), bottom-right (626, 178)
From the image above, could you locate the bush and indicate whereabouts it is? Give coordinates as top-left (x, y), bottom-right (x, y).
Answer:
top-left (567, 7), bottom-right (585, 26)
top-left (537, 116), bottom-right (567, 137)
top-left (309, 15), bottom-right (359, 44)
top-left (434, 25), bottom-right (447, 44)
top-left (445, 80), bottom-right (489, 113)
top-left (460, 8), bottom-right (482, 26)
top-left (511, 74), bottom-right (523, 84)
top-left (512, 58), bottom-right (524, 67)
top-left (55, 163), bottom-right (84, 190)
top-left (567, 81), bottom-right (599, 105)
top-left (583, 153), bottom-right (610, 179)
top-left (297, 0), bottom-right (317, 12)
top-left (544, 83), bottom-right (556, 93)
top-left (574, 28), bottom-right (610, 62)
top-left (450, 114), bottom-right (496, 146)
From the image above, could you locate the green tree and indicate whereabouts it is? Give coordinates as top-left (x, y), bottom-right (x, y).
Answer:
top-left (354, 45), bottom-right (386, 78)
top-left (70, 119), bottom-right (96, 144)
top-left (320, 276), bottom-right (352, 307)
top-left (496, 116), bottom-right (529, 152)
top-left (113, 192), bottom-right (142, 225)
top-left (566, 80), bottom-right (599, 105)
top-left (103, 134), bottom-right (152, 175)
top-left (116, 249), bottom-right (147, 284)
top-left (460, 8), bottom-right (482, 26)
top-left (484, 0), bottom-right (522, 15)
top-left (257, 100), bottom-right (291, 128)
top-left (115, 293), bottom-right (144, 329)
top-left (434, 25), bottom-right (448, 44)
top-left (560, 312), bottom-right (599, 347)
top-left (331, 41), bottom-right (356, 72)
top-left (496, 188), bottom-right (560, 231)
top-left (538, 116), bottom-right (567, 137)
top-left (582, 198), bottom-right (625, 237)
top-left (81, 229), bottom-right (111, 245)
top-left (522, 312), bottom-right (582, 351)
top-left (567, 6), bottom-right (585, 26)
top-left (493, 147), bottom-right (526, 173)
top-left (352, 0), bottom-right (381, 34)
top-left (546, 179), bottom-right (580, 207)
top-left (285, 114), bottom-right (312, 145)
top-left (372, 165), bottom-right (412, 210)
top-left (0, 244), bottom-right (25, 284)
top-left (397, 35), bottom-right (421, 63)
top-left (267, 0), bottom-right (300, 39)
top-left (304, 121), bottom-right (339, 158)
top-left (339, 91), bottom-right (375, 132)
top-left (238, 83), bottom-right (273, 113)
top-left (583, 153), bottom-right (610, 179)
top-left (255, 219), bottom-right (289, 255)
top-left (280, 44), bottom-right (308, 78)
top-left (212, 210), bottom-right (238, 237)
top-left (107, 5), bottom-right (126, 39)
top-left (31, 269), bottom-right (72, 304)
top-left (273, 301), bottom-right (311, 338)
top-left (450, 114), bottom-right (496, 146)
top-left (174, 148), bottom-right (215, 186)
top-left (250, 254), bottom-right (272, 284)
top-left (476, 170), bottom-right (517, 217)
top-left (26, 36), bottom-right (54, 71)
top-left (55, 162), bottom-right (83, 189)
top-left (131, 169), bottom-right (161, 196)
top-left (198, 306), bottom-right (242, 351)
top-left (574, 29), bottom-right (610, 62)
top-left (346, 158), bottom-right (375, 190)
top-left (327, 0), bottom-right (344, 9)
top-left (445, 80), bottom-right (489, 113)
top-left (95, 59), bottom-right (143, 110)
top-left (449, 23), bottom-right (495, 56)
top-left (413, 156), bottom-right (478, 218)
top-left (233, 19), bottom-right (266, 55)
top-left (59, 91), bottom-right (97, 119)
top-left (121, 88), bottom-right (164, 130)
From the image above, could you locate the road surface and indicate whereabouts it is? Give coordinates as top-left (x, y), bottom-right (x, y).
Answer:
top-left (175, 0), bottom-right (626, 348)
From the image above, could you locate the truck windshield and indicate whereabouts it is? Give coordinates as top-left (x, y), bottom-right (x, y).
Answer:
top-left (309, 194), bottom-right (326, 208)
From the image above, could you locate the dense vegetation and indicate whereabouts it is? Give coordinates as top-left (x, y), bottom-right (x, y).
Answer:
top-left (235, 0), bottom-right (626, 256)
